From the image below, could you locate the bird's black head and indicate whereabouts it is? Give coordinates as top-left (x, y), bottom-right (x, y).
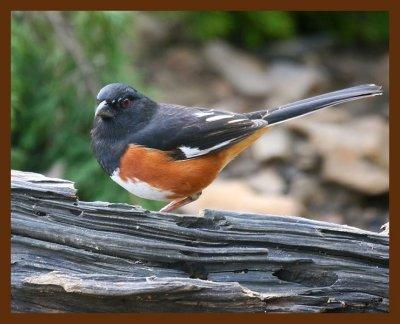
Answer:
top-left (94, 83), bottom-right (149, 120)
top-left (91, 83), bottom-right (157, 175)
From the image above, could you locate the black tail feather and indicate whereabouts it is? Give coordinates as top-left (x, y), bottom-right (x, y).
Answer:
top-left (246, 84), bottom-right (383, 125)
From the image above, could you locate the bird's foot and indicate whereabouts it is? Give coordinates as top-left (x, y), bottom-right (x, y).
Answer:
top-left (159, 192), bottom-right (202, 213)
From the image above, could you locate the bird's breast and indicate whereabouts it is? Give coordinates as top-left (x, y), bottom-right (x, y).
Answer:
top-left (116, 144), bottom-right (225, 199)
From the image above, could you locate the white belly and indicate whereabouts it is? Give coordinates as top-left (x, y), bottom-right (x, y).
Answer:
top-left (111, 169), bottom-right (172, 201)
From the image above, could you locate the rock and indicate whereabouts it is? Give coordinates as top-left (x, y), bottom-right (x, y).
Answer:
top-left (262, 62), bottom-right (329, 107)
top-left (251, 128), bottom-right (292, 162)
top-left (204, 41), bottom-right (327, 99)
top-left (222, 152), bottom-right (259, 178)
top-left (327, 54), bottom-right (370, 82)
top-left (247, 169), bottom-right (285, 195)
top-left (151, 46), bottom-right (240, 107)
top-left (323, 153), bottom-right (388, 195)
top-left (289, 174), bottom-right (320, 204)
top-left (204, 41), bottom-right (273, 97)
top-left (291, 107), bottom-right (351, 123)
top-left (152, 47), bottom-right (215, 105)
top-left (164, 47), bottom-right (205, 77)
top-left (292, 139), bottom-right (319, 171)
top-left (323, 53), bottom-right (388, 115)
top-left (208, 80), bottom-right (234, 100)
top-left (181, 179), bottom-right (303, 216)
top-left (264, 35), bottom-right (335, 60)
top-left (288, 116), bottom-right (389, 195)
top-left (330, 53), bottom-right (388, 96)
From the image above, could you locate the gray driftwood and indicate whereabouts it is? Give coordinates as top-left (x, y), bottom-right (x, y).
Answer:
top-left (11, 170), bottom-right (389, 313)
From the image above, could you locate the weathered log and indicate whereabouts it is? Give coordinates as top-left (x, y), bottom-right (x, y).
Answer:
top-left (11, 170), bottom-right (389, 313)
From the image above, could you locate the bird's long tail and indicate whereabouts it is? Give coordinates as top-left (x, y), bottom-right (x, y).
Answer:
top-left (246, 84), bottom-right (383, 125)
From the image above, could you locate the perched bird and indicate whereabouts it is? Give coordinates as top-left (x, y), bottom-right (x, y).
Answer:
top-left (91, 83), bottom-right (382, 212)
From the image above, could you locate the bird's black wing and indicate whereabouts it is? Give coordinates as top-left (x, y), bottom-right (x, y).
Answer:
top-left (131, 103), bottom-right (268, 160)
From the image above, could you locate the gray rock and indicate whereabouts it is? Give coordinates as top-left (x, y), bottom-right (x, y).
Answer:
top-left (247, 169), bottom-right (285, 195)
top-left (288, 116), bottom-right (389, 195)
top-left (204, 41), bottom-right (273, 96)
top-left (323, 152), bottom-right (388, 195)
top-left (262, 62), bottom-right (329, 107)
top-left (204, 41), bottom-right (327, 99)
top-left (292, 140), bottom-right (319, 171)
top-left (251, 128), bottom-right (292, 162)
top-left (290, 174), bottom-right (320, 204)
top-left (264, 35), bottom-right (335, 59)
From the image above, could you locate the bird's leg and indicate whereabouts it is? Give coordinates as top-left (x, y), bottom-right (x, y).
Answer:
top-left (159, 192), bottom-right (202, 213)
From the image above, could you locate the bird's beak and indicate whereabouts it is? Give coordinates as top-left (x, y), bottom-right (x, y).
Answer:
top-left (95, 100), bottom-right (115, 118)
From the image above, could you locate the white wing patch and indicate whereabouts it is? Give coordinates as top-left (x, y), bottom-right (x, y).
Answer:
top-left (179, 139), bottom-right (234, 159)
top-left (228, 118), bottom-right (248, 124)
top-left (206, 115), bottom-right (234, 122)
top-left (194, 111), bottom-right (215, 117)
top-left (194, 109), bottom-right (236, 120)
top-left (178, 146), bottom-right (202, 157)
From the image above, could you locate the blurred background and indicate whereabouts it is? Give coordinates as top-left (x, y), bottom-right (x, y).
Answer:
top-left (11, 11), bottom-right (389, 231)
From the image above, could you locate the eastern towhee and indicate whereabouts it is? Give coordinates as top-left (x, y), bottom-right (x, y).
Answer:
top-left (91, 83), bottom-right (382, 212)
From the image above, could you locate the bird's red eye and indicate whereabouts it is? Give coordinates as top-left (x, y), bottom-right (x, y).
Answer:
top-left (121, 98), bottom-right (131, 108)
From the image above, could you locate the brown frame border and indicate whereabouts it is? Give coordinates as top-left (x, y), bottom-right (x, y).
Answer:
top-left (2, 1), bottom-right (397, 323)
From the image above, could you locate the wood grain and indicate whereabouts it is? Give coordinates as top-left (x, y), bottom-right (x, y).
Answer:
top-left (11, 170), bottom-right (389, 313)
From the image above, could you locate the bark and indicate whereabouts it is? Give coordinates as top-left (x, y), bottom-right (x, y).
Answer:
top-left (11, 170), bottom-right (389, 313)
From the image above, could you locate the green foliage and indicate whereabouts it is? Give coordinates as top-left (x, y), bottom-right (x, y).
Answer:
top-left (295, 11), bottom-right (388, 46)
top-left (11, 12), bottom-right (162, 210)
top-left (186, 12), bottom-right (233, 40)
top-left (179, 11), bottom-right (388, 48)
top-left (183, 11), bottom-right (295, 48)
top-left (244, 12), bottom-right (295, 44)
